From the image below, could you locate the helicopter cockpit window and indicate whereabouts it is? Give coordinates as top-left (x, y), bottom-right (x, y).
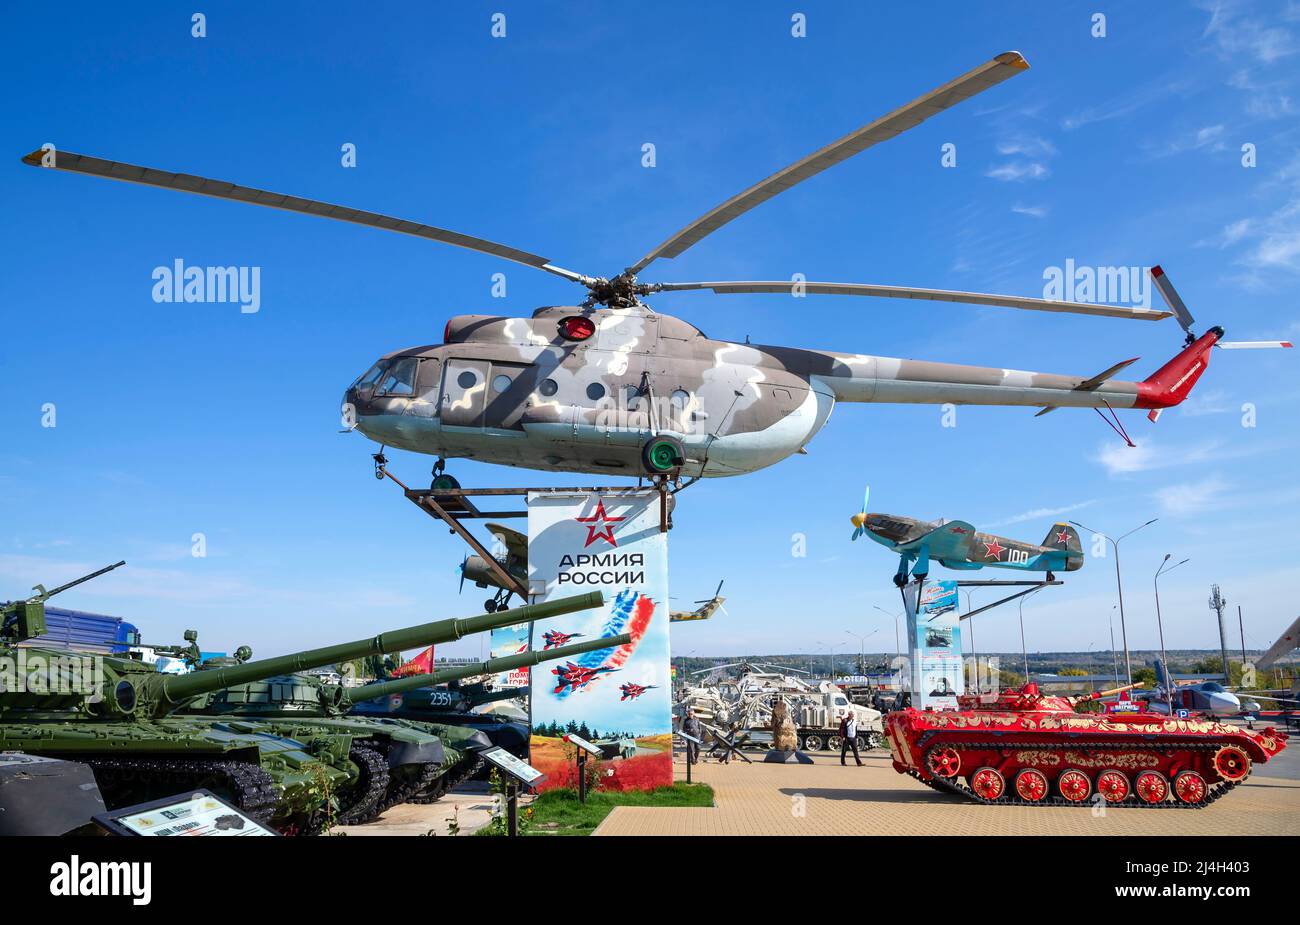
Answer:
top-left (376, 357), bottom-right (418, 396)
top-left (351, 360), bottom-right (388, 390)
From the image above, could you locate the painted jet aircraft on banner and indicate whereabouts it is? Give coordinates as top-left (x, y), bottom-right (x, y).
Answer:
top-left (850, 489), bottom-right (1083, 586)
top-left (542, 629), bottom-right (583, 650)
top-left (619, 683), bottom-right (658, 701)
top-left (25, 52), bottom-right (1290, 485)
top-left (551, 662), bottom-right (618, 694)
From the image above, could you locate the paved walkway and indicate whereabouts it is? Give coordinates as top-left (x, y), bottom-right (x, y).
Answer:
top-left (593, 751), bottom-right (1300, 836)
top-left (333, 782), bottom-right (502, 836)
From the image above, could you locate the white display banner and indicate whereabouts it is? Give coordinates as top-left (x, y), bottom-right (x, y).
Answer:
top-left (527, 490), bottom-right (672, 788)
top-left (904, 579), bottom-right (964, 710)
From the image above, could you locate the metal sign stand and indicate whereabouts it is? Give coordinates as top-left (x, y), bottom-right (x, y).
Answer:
top-left (898, 575), bottom-right (1064, 695)
top-left (562, 733), bottom-right (603, 803)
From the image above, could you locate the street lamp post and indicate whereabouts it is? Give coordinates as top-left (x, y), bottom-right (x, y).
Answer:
top-left (873, 605), bottom-right (901, 659)
top-left (1154, 554), bottom-right (1190, 713)
top-left (1071, 518), bottom-right (1158, 685)
top-left (845, 629), bottom-right (878, 679)
top-left (963, 589), bottom-right (979, 692)
top-left (1017, 589), bottom-right (1041, 681)
top-left (1108, 606), bottom-right (1120, 689)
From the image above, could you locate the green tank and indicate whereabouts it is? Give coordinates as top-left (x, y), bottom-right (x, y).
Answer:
top-left (0, 568), bottom-right (603, 834)
top-left (184, 633), bottom-right (630, 818)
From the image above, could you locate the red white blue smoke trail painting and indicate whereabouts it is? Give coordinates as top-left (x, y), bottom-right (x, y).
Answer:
top-left (549, 589), bottom-right (654, 699)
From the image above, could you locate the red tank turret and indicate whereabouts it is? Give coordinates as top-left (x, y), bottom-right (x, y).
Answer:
top-left (886, 682), bottom-right (1287, 807)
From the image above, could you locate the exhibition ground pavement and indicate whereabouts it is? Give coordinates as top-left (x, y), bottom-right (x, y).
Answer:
top-left (591, 750), bottom-right (1300, 836)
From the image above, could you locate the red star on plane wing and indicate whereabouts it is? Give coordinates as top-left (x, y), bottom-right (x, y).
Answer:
top-left (982, 539), bottom-right (1005, 560)
top-left (575, 499), bottom-right (624, 548)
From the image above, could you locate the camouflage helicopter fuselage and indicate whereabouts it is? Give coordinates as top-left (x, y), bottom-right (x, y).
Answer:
top-left (344, 303), bottom-right (1207, 479)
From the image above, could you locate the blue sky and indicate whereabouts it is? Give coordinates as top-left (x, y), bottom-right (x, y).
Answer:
top-left (2, 1), bottom-right (1298, 662)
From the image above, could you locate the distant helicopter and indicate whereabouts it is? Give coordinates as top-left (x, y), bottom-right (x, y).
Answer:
top-left (25, 52), bottom-right (1290, 487)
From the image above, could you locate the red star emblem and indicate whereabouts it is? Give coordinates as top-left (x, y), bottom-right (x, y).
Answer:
top-left (948, 526), bottom-right (969, 534)
top-left (982, 539), bottom-right (1005, 560)
top-left (575, 499), bottom-right (624, 548)
top-left (1055, 529), bottom-right (1071, 545)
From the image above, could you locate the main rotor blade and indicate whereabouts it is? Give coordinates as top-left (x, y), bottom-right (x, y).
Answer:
top-left (21, 148), bottom-right (592, 284)
top-left (624, 51), bottom-right (1031, 276)
top-left (651, 280), bottom-right (1172, 321)
top-left (1149, 265), bottom-right (1196, 334)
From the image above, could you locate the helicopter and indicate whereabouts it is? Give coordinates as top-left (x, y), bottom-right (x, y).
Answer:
top-left (24, 52), bottom-right (1290, 487)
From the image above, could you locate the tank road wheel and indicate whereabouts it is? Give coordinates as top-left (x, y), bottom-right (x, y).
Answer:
top-left (1096, 770), bottom-right (1131, 804)
top-left (1057, 769), bottom-right (1092, 803)
top-left (1174, 770), bottom-right (1208, 805)
top-left (803, 734), bottom-right (824, 751)
top-left (1213, 745), bottom-right (1251, 783)
top-left (970, 767), bottom-right (1006, 801)
top-left (1134, 771), bottom-right (1170, 805)
top-left (865, 731), bottom-right (885, 749)
top-left (641, 436), bottom-right (685, 475)
top-left (826, 735), bottom-right (843, 752)
top-left (1014, 768), bottom-right (1049, 803)
top-left (926, 746), bottom-right (962, 779)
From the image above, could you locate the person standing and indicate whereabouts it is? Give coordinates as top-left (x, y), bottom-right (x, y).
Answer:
top-left (682, 709), bottom-right (702, 764)
top-left (839, 712), bottom-right (862, 766)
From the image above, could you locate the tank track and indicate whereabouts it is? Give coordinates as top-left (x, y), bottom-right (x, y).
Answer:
top-left (335, 746), bottom-right (390, 825)
top-left (85, 755), bottom-right (279, 824)
top-left (373, 762), bottom-right (444, 815)
top-left (409, 753), bottom-right (484, 805)
top-left (913, 740), bottom-right (1242, 809)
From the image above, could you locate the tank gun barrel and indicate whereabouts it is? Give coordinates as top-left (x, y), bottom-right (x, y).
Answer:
top-left (147, 591), bottom-right (605, 714)
top-left (1072, 681), bottom-right (1145, 703)
top-left (32, 560), bottom-right (127, 602)
top-left (345, 633), bottom-right (632, 705)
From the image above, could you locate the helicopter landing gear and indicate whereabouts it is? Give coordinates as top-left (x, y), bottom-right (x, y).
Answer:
top-left (641, 435), bottom-right (685, 476)
top-left (372, 449), bottom-right (389, 480)
top-left (430, 458), bottom-right (460, 491)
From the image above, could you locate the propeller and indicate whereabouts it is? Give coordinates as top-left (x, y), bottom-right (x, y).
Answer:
top-left (851, 486), bottom-right (871, 540)
top-left (1151, 266), bottom-right (1293, 350)
top-left (457, 555), bottom-right (468, 594)
top-left (695, 579), bottom-right (725, 604)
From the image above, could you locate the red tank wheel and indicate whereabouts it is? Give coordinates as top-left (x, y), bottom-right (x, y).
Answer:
top-left (926, 747), bottom-right (961, 779)
top-left (970, 767), bottom-right (1006, 801)
top-left (1212, 745), bottom-right (1251, 782)
top-left (1134, 771), bottom-right (1169, 805)
top-left (1057, 768), bottom-right (1091, 803)
top-left (1096, 770), bottom-right (1131, 804)
top-left (1174, 770), bottom-right (1208, 805)
top-left (1014, 768), bottom-right (1049, 803)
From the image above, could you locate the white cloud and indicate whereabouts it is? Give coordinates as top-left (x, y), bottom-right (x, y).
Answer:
top-left (1011, 203), bottom-right (1048, 218)
top-left (1154, 477), bottom-right (1230, 515)
top-left (996, 135), bottom-right (1058, 158)
top-left (1096, 440), bottom-right (1158, 475)
top-left (987, 500), bottom-right (1096, 528)
top-left (1201, 0), bottom-right (1298, 63)
top-left (985, 162), bottom-right (1049, 182)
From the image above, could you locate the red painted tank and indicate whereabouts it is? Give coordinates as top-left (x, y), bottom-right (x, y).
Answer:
top-left (886, 682), bottom-right (1287, 807)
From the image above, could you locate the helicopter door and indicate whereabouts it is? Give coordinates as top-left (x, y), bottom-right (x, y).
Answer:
top-left (404, 358), bottom-right (441, 419)
top-left (440, 359), bottom-right (491, 429)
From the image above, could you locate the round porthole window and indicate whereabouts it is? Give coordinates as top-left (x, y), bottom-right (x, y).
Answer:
top-left (586, 382), bottom-right (606, 401)
top-left (457, 370), bottom-right (477, 389)
top-left (538, 378), bottom-right (559, 397)
top-left (670, 389), bottom-right (691, 409)
top-left (492, 374), bottom-right (512, 393)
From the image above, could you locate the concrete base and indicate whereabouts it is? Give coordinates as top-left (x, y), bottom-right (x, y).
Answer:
top-left (763, 749), bottom-right (814, 764)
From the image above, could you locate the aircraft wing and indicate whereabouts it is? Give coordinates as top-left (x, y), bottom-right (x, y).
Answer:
top-left (896, 520), bottom-right (977, 559)
top-left (1256, 614), bottom-right (1300, 670)
top-left (486, 522), bottom-right (529, 562)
